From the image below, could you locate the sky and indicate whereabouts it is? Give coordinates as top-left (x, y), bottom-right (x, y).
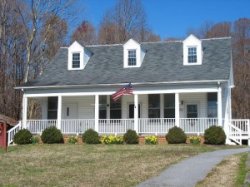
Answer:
top-left (75, 0), bottom-right (250, 39)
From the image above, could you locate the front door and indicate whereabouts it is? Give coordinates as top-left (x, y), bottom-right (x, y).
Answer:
top-left (63, 104), bottom-right (78, 119)
top-left (186, 104), bottom-right (198, 118)
top-left (129, 104), bottom-right (141, 118)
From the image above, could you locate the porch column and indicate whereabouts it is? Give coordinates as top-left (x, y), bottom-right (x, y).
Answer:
top-left (217, 86), bottom-right (222, 126)
top-left (57, 95), bottom-right (62, 130)
top-left (95, 95), bottom-right (99, 132)
top-left (175, 93), bottom-right (180, 127)
top-left (134, 94), bottom-right (139, 133)
top-left (22, 96), bottom-right (28, 129)
top-left (160, 94), bottom-right (164, 118)
top-left (106, 95), bottom-right (110, 119)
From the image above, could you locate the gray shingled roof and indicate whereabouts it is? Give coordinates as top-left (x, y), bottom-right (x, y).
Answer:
top-left (25, 38), bottom-right (232, 87)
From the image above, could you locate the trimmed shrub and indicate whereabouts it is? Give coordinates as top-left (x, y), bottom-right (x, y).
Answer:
top-left (123, 129), bottom-right (139, 144)
top-left (188, 136), bottom-right (201, 145)
top-left (145, 136), bottom-right (158, 145)
top-left (101, 135), bottom-right (123, 144)
top-left (204, 126), bottom-right (226, 145)
top-left (68, 136), bottom-right (78, 144)
top-left (166, 126), bottom-right (187, 144)
top-left (31, 136), bottom-right (40, 144)
top-left (14, 129), bottom-right (32, 145)
top-left (82, 129), bottom-right (100, 144)
top-left (41, 126), bottom-right (64, 144)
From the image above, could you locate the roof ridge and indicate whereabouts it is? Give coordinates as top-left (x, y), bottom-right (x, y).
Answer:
top-left (201, 36), bottom-right (232, 41)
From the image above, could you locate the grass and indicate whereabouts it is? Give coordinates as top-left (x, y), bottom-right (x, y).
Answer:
top-left (236, 153), bottom-right (248, 186)
top-left (196, 153), bottom-right (248, 187)
top-left (0, 144), bottom-right (239, 187)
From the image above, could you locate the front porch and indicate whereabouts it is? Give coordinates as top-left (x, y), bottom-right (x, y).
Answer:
top-left (22, 89), bottom-right (227, 135)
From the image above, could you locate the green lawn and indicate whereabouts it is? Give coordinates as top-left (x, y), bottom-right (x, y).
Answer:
top-left (0, 144), bottom-right (236, 187)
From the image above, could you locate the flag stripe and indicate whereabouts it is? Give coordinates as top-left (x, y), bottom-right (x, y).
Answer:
top-left (112, 83), bottom-right (133, 101)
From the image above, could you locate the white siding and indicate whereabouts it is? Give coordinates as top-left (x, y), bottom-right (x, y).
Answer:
top-left (179, 93), bottom-right (207, 118)
top-left (62, 96), bottom-right (94, 119)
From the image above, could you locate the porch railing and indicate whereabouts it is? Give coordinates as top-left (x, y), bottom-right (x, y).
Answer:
top-left (7, 121), bottom-right (22, 145)
top-left (229, 119), bottom-right (250, 136)
top-left (26, 119), bottom-right (57, 134)
top-left (180, 118), bottom-right (218, 134)
top-left (99, 119), bottom-right (134, 134)
top-left (138, 118), bottom-right (175, 134)
top-left (61, 119), bottom-right (95, 134)
top-left (22, 118), bottom-right (249, 137)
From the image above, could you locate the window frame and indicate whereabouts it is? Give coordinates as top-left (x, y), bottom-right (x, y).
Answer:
top-left (187, 46), bottom-right (197, 64)
top-left (128, 49), bottom-right (137, 66)
top-left (72, 52), bottom-right (81, 69)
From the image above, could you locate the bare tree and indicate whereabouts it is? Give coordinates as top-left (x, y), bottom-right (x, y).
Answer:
top-left (14, 0), bottom-right (74, 83)
top-left (71, 20), bottom-right (96, 45)
top-left (232, 18), bottom-right (250, 118)
top-left (98, 0), bottom-right (160, 44)
top-left (41, 15), bottom-right (68, 60)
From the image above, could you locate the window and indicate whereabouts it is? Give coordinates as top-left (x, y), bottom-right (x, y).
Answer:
top-left (164, 94), bottom-right (175, 118)
top-left (148, 94), bottom-right (160, 118)
top-left (187, 104), bottom-right (198, 118)
top-left (99, 96), bottom-right (107, 119)
top-left (72, 53), bottom-right (80, 68)
top-left (207, 93), bottom-right (217, 118)
top-left (48, 97), bottom-right (58, 119)
top-left (128, 50), bottom-right (136, 66)
top-left (188, 47), bottom-right (197, 63)
top-left (110, 97), bottom-right (121, 119)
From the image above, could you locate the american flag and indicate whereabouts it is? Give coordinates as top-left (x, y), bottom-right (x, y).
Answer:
top-left (112, 83), bottom-right (133, 101)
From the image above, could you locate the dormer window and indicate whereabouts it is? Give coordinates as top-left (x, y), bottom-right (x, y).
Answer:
top-left (72, 53), bottom-right (80, 68)
top-left (188, 47), bottom-right (197, 63)
top-left (68, 41), bottom-right (90, 70)
top-left (123, 39), bottom-right (145, 68)
top-left (183, 34), bottom-right (202, 65)
top-left (128, 50), bottom-right (137, 66)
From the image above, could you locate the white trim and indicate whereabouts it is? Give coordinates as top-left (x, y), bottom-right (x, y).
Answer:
top-left (175, 93), bottom-right (180, 127)
top-left (134, 94), bottom-right (139, 132)
top-left (22, 96), bottom-right (28, 129)
top-left (160, 94), bottom-right (164, 118)
top-left (57, 95), bottom-right (62, 129)
top-left (217, 86), bottom-right (222, 126)
top-left (16, 80), bottom-right (228, 89)
top-left (201, 36), bottom-right (232, 41)
top-left (95, 95), bottom-right (99, 132)
top-left (23, 88), bottom-right (219, 98)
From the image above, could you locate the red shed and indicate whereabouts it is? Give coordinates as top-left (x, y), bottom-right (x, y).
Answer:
top-left (0, 114), bottom-right (17, 150)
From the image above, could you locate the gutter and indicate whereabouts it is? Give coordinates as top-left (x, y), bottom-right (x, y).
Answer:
top-left (15, 80), bottom-right (228, 90)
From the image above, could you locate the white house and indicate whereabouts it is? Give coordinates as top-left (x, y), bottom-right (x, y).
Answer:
top-left (13, 34), bottom-right (250, 145)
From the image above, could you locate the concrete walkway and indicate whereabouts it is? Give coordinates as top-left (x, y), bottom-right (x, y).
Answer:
top-left (138, 147), bottom-right (250, 187)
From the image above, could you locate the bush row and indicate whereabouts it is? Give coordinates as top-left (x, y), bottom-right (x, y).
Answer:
top-left (13, 126), bottom-right (226, 145)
